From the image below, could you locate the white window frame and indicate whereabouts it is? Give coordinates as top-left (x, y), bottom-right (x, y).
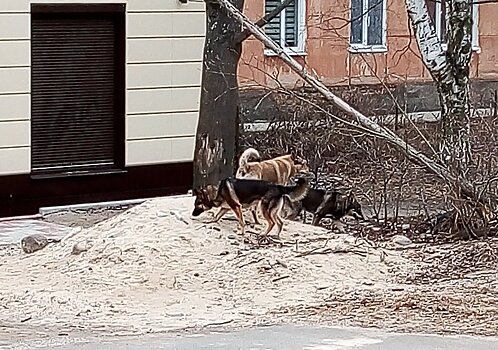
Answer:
top-left (264, 0), bottom-right (307, 56)
top-left (349, 0), bottom-right (388, 53)
top-left (433, 1), bottom-right (480, 52)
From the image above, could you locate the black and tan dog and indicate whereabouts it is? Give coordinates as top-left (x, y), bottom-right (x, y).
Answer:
top-left (285, 188), bottom-right (364, 228)
top-left (192, 177), bottom-right (309, 239)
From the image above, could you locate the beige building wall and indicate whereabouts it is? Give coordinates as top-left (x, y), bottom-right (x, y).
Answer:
top-left (0, 0), bottom-right (205, 175)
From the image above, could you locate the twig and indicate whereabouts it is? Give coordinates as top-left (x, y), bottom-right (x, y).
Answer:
top-left (203, 319), bottom-right (234, 327)
top-left (296, 247), bottom-right (368, 258)
top-left (272, 275), bottom-right (290, 282)
top-left (237, 257), bottom-right (265, 268)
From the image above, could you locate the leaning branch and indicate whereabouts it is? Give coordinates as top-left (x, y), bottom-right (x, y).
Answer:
top-left (216, 0), bottom-right (481, 202)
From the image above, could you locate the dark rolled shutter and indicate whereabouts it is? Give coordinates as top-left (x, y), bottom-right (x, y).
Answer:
top-left (31, 8), bottom-right (124, 173)
top-left (284, 1), bottom-right (298, 47)
top-left (265, 0), bottom-right (282, 44)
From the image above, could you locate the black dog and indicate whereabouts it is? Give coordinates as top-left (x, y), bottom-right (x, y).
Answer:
top-left (285, 188), bottom-right (364, 226)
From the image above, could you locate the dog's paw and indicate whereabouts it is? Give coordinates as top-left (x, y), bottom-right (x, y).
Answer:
top-left (257, 235), bottom-right (283, 246)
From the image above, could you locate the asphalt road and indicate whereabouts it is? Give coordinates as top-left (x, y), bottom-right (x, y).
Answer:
top-left (48, 326), bottom-right (498, 350)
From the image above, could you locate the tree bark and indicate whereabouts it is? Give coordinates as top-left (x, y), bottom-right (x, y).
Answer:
top-left (193, 0), bottom-right (245, 190)
top-left (441, 0), bottom-right (473, 174)
top-left (405, 0), bottom-right (473, 177)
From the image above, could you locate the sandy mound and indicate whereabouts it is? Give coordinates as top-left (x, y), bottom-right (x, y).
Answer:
top-left (0, 196), bottom-right (395, 348)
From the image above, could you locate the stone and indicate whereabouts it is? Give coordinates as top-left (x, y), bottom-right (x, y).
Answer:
top-left (392, 235), bottom-right (412, 246)
top-left (20, 234), bottom-right (50, 254)
top-left (72, 240), bottom-right (90, 255)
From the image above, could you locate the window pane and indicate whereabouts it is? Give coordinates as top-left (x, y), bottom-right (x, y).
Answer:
top-left (284, 0), bottom-right (298, 47)
top-left (367, 0), bottom-right (383, 45)
top-left (351, 0), bottom-right (363, 44)
top-left (265, 0), bottom-right (282, 44)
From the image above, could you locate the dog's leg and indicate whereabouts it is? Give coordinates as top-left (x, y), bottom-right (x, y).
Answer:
top-left (251, 209), bottom-right (261, 225)
top-left (233, 205), bottom-right (246, 235)
top-left (332, 220), bottom-right (345, 233)
top-left (210, 208), bottom-right (230, 223)
top-left (272, 206), bottom-right (284, 238)
top-left (260, 202), bottom-right (275, 239)
top-left (311, 214), bottom-right (322, 226)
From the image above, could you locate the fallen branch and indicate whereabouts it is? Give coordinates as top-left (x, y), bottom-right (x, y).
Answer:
top-left (272, 275), bottom-right (290, 282)
top-left (203, 319), bottom-right (234, 327)
top-left (296, 247), bottom-right (368, 258)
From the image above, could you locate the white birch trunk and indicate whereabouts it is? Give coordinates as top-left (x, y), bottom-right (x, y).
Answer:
top-left (405, 0), bottom-right (473, 181)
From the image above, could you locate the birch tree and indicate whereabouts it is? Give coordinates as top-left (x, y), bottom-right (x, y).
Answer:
top-left (405, 0), bottom-right (473, 183)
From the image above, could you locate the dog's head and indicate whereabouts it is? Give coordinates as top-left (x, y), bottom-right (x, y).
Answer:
top-left (192, 185), bottom-right (218, 216)
top-left (236, 164), bottom-right (261, 180)
top-left (294, 156), bottom-right (310, 174)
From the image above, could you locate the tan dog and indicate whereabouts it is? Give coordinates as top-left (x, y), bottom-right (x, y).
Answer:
top-left (236, 148), bottom-right (309, 185)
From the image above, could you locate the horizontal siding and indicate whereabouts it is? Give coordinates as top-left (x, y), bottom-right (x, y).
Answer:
top-left (0, 0), bottom-right (204, 13)
top-left (128, 12), bottom-right (205, 38)
top-left (0, 121), bottom-right (30, 148)
top-left (128, 62), bottom-right (202, 89)
top-left (0, 41), bottom-right (30, 67)
top-left (127, 136), bottom-right (195, 165)
top-left (0, 14), bottom-right (29, 39)
top-left (0, 94), bottom-right (30, 121)
top-left (0, 147), bottom-right (30, 175)
top-left (0, 1), bottom-right (206, 172)
top-left (127, 112), bottom-right (198, 140)
top-left (127, 0), bottom-right (205, 12)
top-left (128, 37), bottom-right (204, 63)
top-left (0, 0), bottom-right (126, 13)
top-left (0, 68), bottom-right (30, 94)
top-left (128, 87), bottom-right (201, 114)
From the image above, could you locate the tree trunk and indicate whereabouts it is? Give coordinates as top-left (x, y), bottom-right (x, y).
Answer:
top-left (405, 0), bottom-right (473, 179)
top-left (439, 0), bottom-right (473, 177)
top-left (193, 0), bottom-right (245, 190)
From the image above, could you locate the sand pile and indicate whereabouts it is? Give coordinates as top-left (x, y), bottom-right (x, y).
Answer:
top-left (0, 196), bottom-right (393, 348)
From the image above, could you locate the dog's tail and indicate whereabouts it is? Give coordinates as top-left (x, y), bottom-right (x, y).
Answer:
top-left (238, 148), bottom-right (261, 167)
top-left (284, 178), bottom-right (309, 202)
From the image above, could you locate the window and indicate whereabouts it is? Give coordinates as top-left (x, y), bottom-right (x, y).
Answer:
top-left (30, 4), bottom-right (125, 175)
top-left (264, 0), bottom-right (306, 55)
top-left (350, 0), bottom-right (387, 52)
top-left (426, 0), bottom-right (479, 49)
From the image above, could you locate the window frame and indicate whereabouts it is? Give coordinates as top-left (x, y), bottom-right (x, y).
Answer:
top-left (349, 0), bottom-right (388, 53)
top-left (263, 0), bottom-right (307, 56)
top-left (431, 0), bottom-right (480, 52)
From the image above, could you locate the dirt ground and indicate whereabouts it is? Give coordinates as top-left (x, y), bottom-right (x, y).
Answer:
top-left (42, 205), bottom-right (134, 228)
top-left (0, 195), bottom-right (497, 350)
